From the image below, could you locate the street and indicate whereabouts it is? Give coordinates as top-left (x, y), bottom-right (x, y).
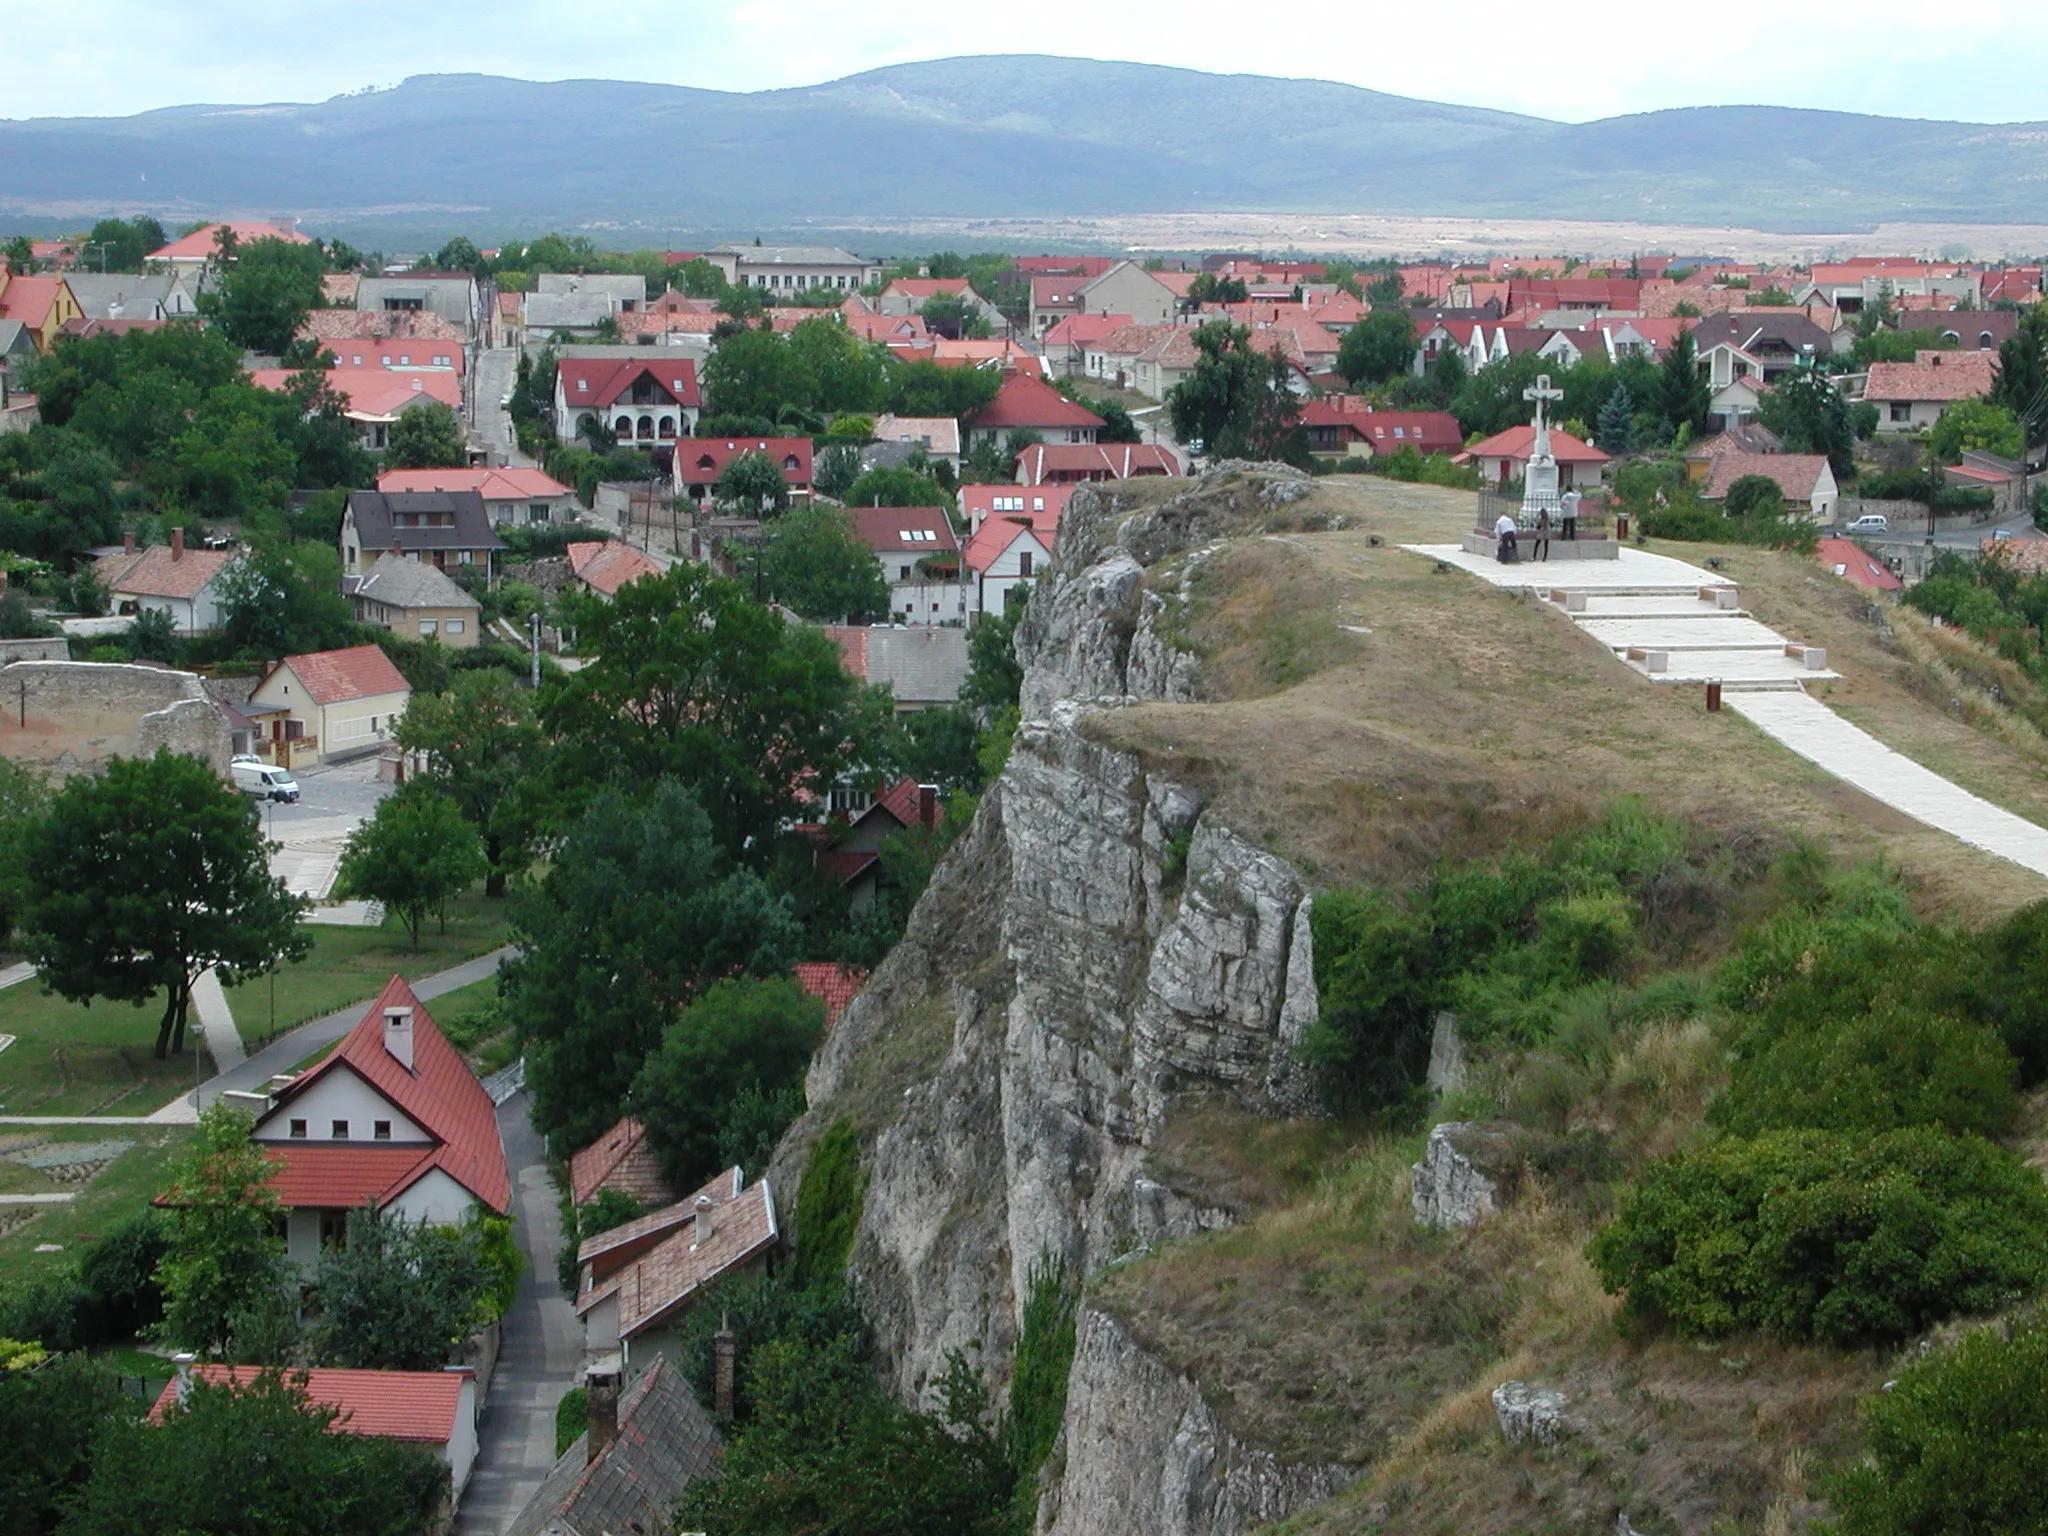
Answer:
top-left (472, 347), bottom-right (531, 466)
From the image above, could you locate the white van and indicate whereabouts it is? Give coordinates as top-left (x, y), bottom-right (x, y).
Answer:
top-left (231, 759), bottom-right (300, 803)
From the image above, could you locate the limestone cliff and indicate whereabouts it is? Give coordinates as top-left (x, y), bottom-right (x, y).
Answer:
top-left (778, 466), bottom-right (1345, 1535)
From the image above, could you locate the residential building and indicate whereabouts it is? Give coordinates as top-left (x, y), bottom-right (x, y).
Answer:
top-left (1899, 310), bottom-right (2018, 352)
top-left (966, 372), bottom-right (1103, 450)
top-left (536, 272), bottom-right (647, 311)
top-left (959, 483), bottom-right (1072, 533)
top-left (1078, 261), bottom-right (1182, 324)
top-left (575, 1168), bottom-right (779, 1371)
top-left (1013, 442), bottom-right (1178, 484)
top-left (1299, 403), bottom-right (1462, 460)
top-left (316, 336), bottom-right (465, 374)
top-left (247, 645), bottom-right (413, 765)
top-left (92, 530), bottom-right (238, 634)
top-left (566, 539), bottom-right (665, 598)
top-left (0, 273), bottom-right (83, 352)
top-left (246, 974), bottom-right (509, 1265)
top-left (145, 221), bottom-right (309, 268)
top-left (878, 278), bottom-right (1006, 335)
top-left (1029, 273), bottom-right (1087, 334)
top-left (347, 554), bottom-right (481, 647)
top-left (376, 467), bottom-right (574, 527)
top-left (554, 357), bottom-right (701, 446)
top-left (355, 273), bottom-right (484, 336)
top-left (802, 778), bottom-right (941, 906)
top-left (825, 624), bottom-right (971, 710)
top-left (1862, 350), bottom-right (1999, 434)
top-left (342, 488), bottom-right (505, 576)
top-left (793, 961), bottom-right (866, 1026)
top-left (301, 308), bottom-right (466, 347)
top-left (675, 437), bottom-right (812, 508)
top-left (703, 245), bottom-right (881, 294)
top-left (506, 1355), bottom-right (719, 1536)
top-left (569, 1117), bottom-right (675, 1210)
top-left (63, 271), bottom-right (202, 321)
top-left (1040, 313), bottom-right (1133, 375)
top-left (151, 1364), bottom-right (479, 1507)
top-left (1465, 424), bottom-right (1610, 489)
top-left (1816, 537), bottom-right (1903, 592)
top-left (250, 366), bottom-right (464, 453)
top-left (964, 510), bottom-right (1055, 616)
top-left (1698, 452), bottom-right (1839, 522)
top-left (870, 414), bottom-right (962, 468)
top-left (848, 506), bottom-right (970, 624)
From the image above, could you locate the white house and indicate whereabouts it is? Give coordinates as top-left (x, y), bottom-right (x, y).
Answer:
top-left (848, 505), bottom-right (971, 625)
top-left (92, 530), bottom-right (238, 634)
top-left (964, 512), bottom-right (1054, 616)
top-left (703, 245), bottom-right (881, 294)
top-left (247, 975), bottom-right (510, 1273)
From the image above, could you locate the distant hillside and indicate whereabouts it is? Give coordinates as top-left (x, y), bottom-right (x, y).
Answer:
top-left (2, 57), bottom-right (2044, 239)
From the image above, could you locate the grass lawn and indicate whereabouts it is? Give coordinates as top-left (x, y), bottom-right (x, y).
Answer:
top-left (0, 986), bottom-right (212, 1117)
top-left (0, 1124), bottom-right (195, 1288)
top-left (224, 889), bottom-right (516, 1050)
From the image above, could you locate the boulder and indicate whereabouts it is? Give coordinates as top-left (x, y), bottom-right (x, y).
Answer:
top-left (1491, 1381), bottom-right (1570, 1447)
top-left (1410, 1121), bottom-right (1520, 1229)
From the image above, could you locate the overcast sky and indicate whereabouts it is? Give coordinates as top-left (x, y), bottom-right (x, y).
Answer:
top-left (9, 0), bottom-right (2047, 124)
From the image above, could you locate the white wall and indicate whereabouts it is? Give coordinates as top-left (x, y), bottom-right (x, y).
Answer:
top-left (285, 1209), bottom-right (322, 1270)
top-left (255, 1065), bottom-right (424, 1143)
top-left (384, 1167), bottom-right (484, 1227)
top-left (447, 1377), bottom-right (479, 1501)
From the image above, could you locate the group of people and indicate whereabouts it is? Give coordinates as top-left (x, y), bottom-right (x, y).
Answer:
top-left (1494, 487), bottom-right (1583, 562)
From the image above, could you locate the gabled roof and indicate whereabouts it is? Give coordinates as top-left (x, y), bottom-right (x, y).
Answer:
top-left (848, 506), bottom-right (960, 556)
top-left (1015, 443), bottom-right (1179, 482)
top-left (0, 276), bottom-right (68, 326)
top-left (146, 221), bottom-right (310, 262)
top-left (964, 516), bottom-right (1054, 574)
top-left (1816, 538), bottom-right (1902, 591)
top-left (1864, 350), bottom-right (1998, 403)
top-left (577, 1168), bottom-right (746, 1274)
top-left (971, 372), bottom-right (1104, 431)
top-left (1466, 424), bottom-right (1610, 465)
top-left (793, 961), bottom-right (866, 1027)
top-left (299, 308), bottom-right (463, 343)
top-left (351, 555), bottom-right (478, 613)
top-left (871, 414), bottom-right (962, 456)
top-left (576, 1180), bottom-right (779, 1339)
top-left (262, 975), bottom-right (509, 1213)
top-left (566, 540), bottom-right (664, 597)
top-left (1700, 452), bottom-right (1832, 502)
top-left (568, 1116), bottom-right (675, 1209)
top-left (93, 543), bottom-right (235, 601)
top-left (958, 484), bottom-right (1072, 528)
top-left (149, 1366), bottom-right (469, 1443)
top-left (673, 437), bottom-right (813, 486)
top-left (249, 366), bottom-right (462, 422)
top-left (557, 357), bottom-right (701, 411)
top-left (275, 644), bottom-right (412, 706)
top-left (345, 489), bottom-right (505, 554)
top-left (1040, 313), bottom-right (1133, 349)
top-left (377, 467), bottom-right (570, 501)
top-left (884, 277), bottom-right (974, 299)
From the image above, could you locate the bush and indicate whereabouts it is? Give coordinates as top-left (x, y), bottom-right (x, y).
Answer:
top-left (1587, 1126), bottom-right (2048, 1345)
top-left (792, 1117), bottom-right (866, 1288)
top-left (76, 1208), bottom-right (167, 1343)
top-left (1300, 888), bottom-right (1434, 1116)
top-left (554, 1387), bottom-right (587, 1459)
top-left (667, 1270), bottom-right (869, 1426)
top-left (578, 1188), bottom-right (646, 1239)
top-left (1823, 1311), bottom-right (2048, 1536)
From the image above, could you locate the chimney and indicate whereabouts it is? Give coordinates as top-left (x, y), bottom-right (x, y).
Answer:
top-left (173, 1353), bottom-right (196, 1406)
top-left (383, 1005), bottom-right (414, 1070)
top-left (919, 783), bottom-right (938, 828)
top-left (585, 1365), bottom-right (620, 1465)
top-left (170, 527), bottom-right (184, 561)
top-left (713, 1318), bottom-right (736, 1422)
top-left (691, 1193), bottom-right (715, 1250)
top-left (123, 531), bottom-right (135, 555)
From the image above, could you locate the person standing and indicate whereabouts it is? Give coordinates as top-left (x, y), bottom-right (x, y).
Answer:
top-left (1560, 485), bottom-right (1582, 541)
top-left (1533, 506), bottom-right (1551, 561)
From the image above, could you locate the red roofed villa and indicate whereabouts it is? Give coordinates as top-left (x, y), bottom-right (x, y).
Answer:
top-left (1013, 441), bottom-right (1179, 485)
top-left (569, 1116), bottom-right (675, 1209)
top-left (675, 437), bottom-right (813, 506)
top-left (553, 358), bottom-right (702, 446)
top-left (377, 466), bottom-right (575, 528)
top-left (247, 643), bottom-right (412, 767)
top-left (966, 371), bottom-right (1104, 449)
top-left (147, 220), bottom-right (311, 266)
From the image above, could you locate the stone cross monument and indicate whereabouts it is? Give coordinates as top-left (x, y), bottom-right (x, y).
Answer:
top-left (1520, 373), bottom-right (1563, 525)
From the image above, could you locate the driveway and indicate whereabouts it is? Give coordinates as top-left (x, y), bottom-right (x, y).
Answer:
top-left (458, 1093), bottom-right (581, 1534)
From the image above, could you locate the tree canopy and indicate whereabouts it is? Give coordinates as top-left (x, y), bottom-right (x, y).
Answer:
top-left (1336, 309), bottom-right (1418, 386)
top-left (759, 505), bottom-right (891, 622)
top-left (392, 672), bottom-right (546, 897)
top-left (383, 401), bottom-right (468, 469)
top-left (153, 1105), bottom-right (288, 1355)
top-left (333, 782), bottom-right (487, 950)
top-left (1165, 322), bottom-right (1308, 466)
top-left (198, 237), bottom-right (329, 354)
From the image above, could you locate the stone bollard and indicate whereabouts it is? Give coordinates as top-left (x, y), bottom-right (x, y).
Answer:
top-left (1492, 1381), bottom-right (1571, 1447)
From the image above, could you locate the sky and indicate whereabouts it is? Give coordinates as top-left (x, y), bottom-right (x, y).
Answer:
top-left (7, 0), bottom-right (2048, 125)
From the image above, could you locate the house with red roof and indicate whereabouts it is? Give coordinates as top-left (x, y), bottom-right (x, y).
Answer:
top-left (675, 437), bottom-right (812, 507)
top-left (878, 277), bottom-right (1006, 336)
top-left (1013, 441), bottom-right (1179, 485)
top-left (1299, 401), bottom-right (1461, 461)
top-left (0, 272), bottom-right (83, 352)
top-left (967, 371), bottom-right (1104, 451)
top-left (848, 506), bottom-right (969, 624)
top-left (250, 366), bottom-right (463, 454)
top-left (151, 1362), bottom-right (480, 1503)
top-left (1862, 350), bottom-right (1999, 435)
top-left (795, 778), bottom-right (941, 907)
top-left (553, 357), bottom-right (701, 447)
top-left (245, 976), bottom-right (508, 1267)
top-left (93, 529), bottom-right (239, 633)
top-left (1040, 312), bottom-right (1133, 376)
top-left (377, 466), bottom-right (574, 528)
top-left (959, 483), bottom-right (1072, 533)
top-left (247, 644), bottom-right (412, 766)
top-left (146, 220), bottom-right (310, 267)
top-left (311, 334), bottom-right (465, 374)
top-left (1465, 425), bottom-right (1611, 490)
top-left (1815, 538), bottom-right (1902, 591)
top-left (793, 961), bottom-right (866, 1027)
top-left (566, 539), bottom-right (665, 598)
top-left (1698, 452), bottom-right (1838, 521)
top-left (965, 508), bottom-right (1055, 615)
top-left (575, 1167), bottom-right (779, 1371)
top-left (569, 1116), bottom-right (675, 1210)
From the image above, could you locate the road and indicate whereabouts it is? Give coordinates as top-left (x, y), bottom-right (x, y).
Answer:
top-left (472, 347), bottom-right (531, 466)
top-left (457, 1093), bottom-right (580, 1535)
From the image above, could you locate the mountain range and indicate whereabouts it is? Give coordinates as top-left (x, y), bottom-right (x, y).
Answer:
top-left (2, 57), bottom-right (2044, 242)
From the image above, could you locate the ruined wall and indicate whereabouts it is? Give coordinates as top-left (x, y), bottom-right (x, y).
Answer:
top-left (0, 660), bottom-right (230, 777)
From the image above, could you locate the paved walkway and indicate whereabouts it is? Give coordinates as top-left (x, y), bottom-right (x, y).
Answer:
top-left (457, 1093), bottom-right (579, 1535)
top-left (1729, 691), bottom-right (2048, 880)
top-left (0, 1192), bottom-right (76, 1204)
top-left (190, 970), bottom-right (244, 1071)
top-left (0, 962), bottom-right (35, 991)
top-left (1404, 542), bottom-right (1731, 592)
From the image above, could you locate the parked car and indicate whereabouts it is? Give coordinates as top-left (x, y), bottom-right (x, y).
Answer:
top-left (1845, 514), bottom-right (1889, 534)
top-left (231, 758), bottom-right (300, 803)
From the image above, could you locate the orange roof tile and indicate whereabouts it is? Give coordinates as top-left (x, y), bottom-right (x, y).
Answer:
top-left (149, 1366), bottom-right (468, 1443)
top-left (93, 543), bottom-right (236, 601)
top-left (276, 644), bottom-right (411, 706)
top-left (971, 371), bottom-right (1104, 431)
top-left (377, 467), bottom-right (569, 501)
top-left (146, 222), bottom-right (311, 261)
top-left (568, 1116), bottom-right (675, 1208)
top-left (793, 962), bottom-right (865, 1026)
top-left (1864, 350), bottom-right (1998, 403)
top-left (1466, 425), bottom-right (1610, 465)
top-left (577, 1179), bottom-right (779, 1338)
top-left (566, 540), bottom-right (664, 597)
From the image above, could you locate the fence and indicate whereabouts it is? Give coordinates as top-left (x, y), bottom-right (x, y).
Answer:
top-left (1476, 489), bottom-right (1609, 536)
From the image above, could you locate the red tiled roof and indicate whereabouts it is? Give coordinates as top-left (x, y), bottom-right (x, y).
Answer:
top-left (263, 976), bottom-right (509, 1214)
top-left (885, 278), bottom-right (973, 299)
top-left (249, 367), bottom-right (462, 421)
top-left (1863, 350), bottom-right (1998, 403)
top-left (263, 1144), bottom-right (441, 1210)
top-left (566, 540), bottom-right (664, 597)
top-left (849, 506), bottom-right (960, 556)
top-left (1040, 313), bottom-right (1133, 349)
top-left (276, 644), bottom-right (411, 706)
top-left (1466, 425), bottom-right (1610, 465)
top-left (149, 1366), bottom-right (467, 1443)
top-left (568, 1116), bottom-right (675, 1208)
top-left (578, 1168), bottom-right (745, 1274)
top-left (377, 467), bottom-right (569, 501)
top-left (1015, 443), bottom-right (1179, 483)
top-left (93, 543), bottom-right (235, 601)
top-left (825, 625), bottom-right (867, 680)
top-left (300, 309), bottom-right (463, 343)
top-left (793, 962), bottom-right (865, 1027)
top-left (146, 222), bottom-right (311, 261)
top-left (971, 372), bottom-right (1104, 431)
top-left (964, 516), bottom-right (1054, 574)
top-left (557, 358), bottom-right (700, 411)
top-left (958, 484), bottom-right (1072, 528)
top-left (307, 336), bottom-right (463, 373)
top-left (674, 438), bottom-right (813, 487)
top-left (1815, 538), bottom-right (1902, 591)
top-left (0, 276), bottom-right (67, 326)
top-left (1700, 452), bottom-right (1832, 503)
top-left (576, 1180), bottom-right (779, 1338)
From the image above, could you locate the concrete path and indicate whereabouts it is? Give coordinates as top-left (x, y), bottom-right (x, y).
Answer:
top-left (0, 962), bottom-right (35, 991)
top-left (189, 970), bottom-right (244, 1071)
top-left (305, 901), bottom-right (385, 927)
top-left (1729, 691), bottom-right (2048, 880)
top-left (0, 1192), bottom-right (76, 1204)
top-left (1404, 542), bottom-right (1728, 592)
top-left (457, 1092), bottom-right (579, 1535)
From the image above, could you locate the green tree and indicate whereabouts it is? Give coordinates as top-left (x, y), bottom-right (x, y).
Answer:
top-left (1448, 352), bottom-right (1551, 439)
top-left (383, 400), bottom-right (468, 469)
top-left (197, 237), bottom-right (329, 354)
top-left (787, 315), bottom-right (888, 413)
top-left (21, 750), bottom-right (308, 1057)
top-left (814, 440), bottom-right (862, 499)
top-left (1595, 383), bottom-right (1636, 455)
top-left (333, 782), bottom-right (486, 950)
top-left (1990, 304), bottom-right (2048, 448)
top-left (715, 449), bottom-right (792, 516)
top-left (0, 1351), bottom-right (123, 1535)
top-left (919, 292), bottom-right (991, 340)
top-left (1336, 308), bottom-right (1418, 386)
top-left (64, 1369), bottom-right (447, 1536)
top-left (0, 756), bottom-right (47, 947)
top-left (392, 672), bottom-right (545, 898)
top-left (1928, 398), bottom-right (2025, 464)
top-left (82, 215), bottom-right (168, 273)
top-left (840, 464), bottom-right (949, 509)
top-left (1722, 473), bottom-right (1786, 519)
top-left (760, 504), bottom-right (891, 622)
top-left (504, 781), bottom-right (804, 1150)
top-left (309, 1207), bottom-right (492, 1370)
top-left (1363, 269), bottom-right (1408, 308)
top-left (1166, 322), bottom-right (1307, 464)
top-left (881, 356), bottom-right (1002, 420)
top-left (961, 586), bottom-right (1026, 715)
top-left (432, 235), bottom-right (484, 274)
top-left (705, 327), bottom-right (801, 421)
top-left (153, 1105), bottom-right (289, 1355)
top-left (542, 564), bottom-right (894, 863)
top-left (214, 541), bottom-right (357, 658)
top-left (1657, 330), bottom-right (1712, 438)
top-left (633, 976), bottom-right (826, 1189)
top-left (1758, 358), bottom-right (1856, 478)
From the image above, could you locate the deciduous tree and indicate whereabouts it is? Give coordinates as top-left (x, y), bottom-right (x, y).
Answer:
top-left (714, 449), bottom-right (792, 516)
top-left (309, 1207), bottom-right (492, 1371)
top-left (333, 782), bottom-right (487, 950)
top-left (759, 504), bottom-right (891, 622)
top-left (392, 672), bottom-right (545, 898)
top-left (153, 1105), bottom-right (289, 1355)
top-left (198, 237), bottom-right (329, 354)
top-left (1336, 308), bottom-right (1418, 386)
top-left (383, 400), bottom-right (468, 469)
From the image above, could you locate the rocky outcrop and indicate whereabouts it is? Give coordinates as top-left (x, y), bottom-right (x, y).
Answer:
top-left (1036, 1310), bottom-right (1350, 1536)
top-left (1492, 1381), bottom-right (1572, 1447)
top-left (1410, 1121), bottom-right (1522, 1230)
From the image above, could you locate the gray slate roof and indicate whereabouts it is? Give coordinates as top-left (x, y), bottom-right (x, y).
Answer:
top-left (712, 244), bottom-right (867, 266)
top-left (537, 273), bottom-right (648, 303)
top-left (63, 273), bottom-right (180, 320)
top-left (346, 490), bottom-right (505, 554)
top-left (524, 292), bottom-right (616, 329)
top-left (505, 1355), bottom-right (721, 1536)
top-left (351, 554), bottom-right (479, 611)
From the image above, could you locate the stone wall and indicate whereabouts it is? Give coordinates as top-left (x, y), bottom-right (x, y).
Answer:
top-left (0, 637), bottom-right (69, 664)
top-left (0, 660), bottom-right (230, 777)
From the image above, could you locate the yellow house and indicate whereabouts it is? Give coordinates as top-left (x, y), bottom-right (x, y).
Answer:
top-left (348, 555), bottom-right (482, 649)
top-left (0, 272), bottom-right (85, 352)
top-left (248, 644), bottom-right (412, 767)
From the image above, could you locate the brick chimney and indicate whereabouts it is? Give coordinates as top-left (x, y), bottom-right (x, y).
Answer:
top-left (585, 1365), bottom-right (619, 1465)
top-left (713, 1318), bottom-right (736, 1422)
top-left (918, 783), bottom-right (938, 828)
top-left (123, 531), bottom-right (135, 555)
top-left (382, 1004), bottom-right (414, 1070)
top-left (170, 527), bottom-right (184, 561)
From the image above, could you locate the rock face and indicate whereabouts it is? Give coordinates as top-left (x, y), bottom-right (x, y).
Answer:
top-left (786, 469), bottom-right (1347, 1533)
top-left (1410, 1121), bottom-right (1519, 1230)
top-left (1492, 1381), bottom-right (1571, 1447)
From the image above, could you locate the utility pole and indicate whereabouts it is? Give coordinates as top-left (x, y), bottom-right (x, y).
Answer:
top-left (528, 610), bottom-right (541, 689)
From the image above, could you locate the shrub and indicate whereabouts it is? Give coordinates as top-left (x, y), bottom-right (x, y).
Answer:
top-left (577, 1188), bottom-right (645, 1239)
top-left (1823, 1311), bottom-right (2048, 1536)
top-left (792, 1117), bottom-right (865, 1287)
top-left (1587, 1126), bottom-right (2048, 1345)
top-left (554, 1387), bottom-right (587, 1458)
top-left (1300, 887), bottom-right (1434, 1115)
top-left (1003, 1255), bottom-right (1078, 1528)
top-left (76, 1208), bottom-right (167, 1343)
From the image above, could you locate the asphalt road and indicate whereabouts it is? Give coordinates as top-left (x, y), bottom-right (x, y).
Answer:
top-left (472, 347), bottom-right (530, 466)
top-left (259, 753), bottom-right (391, 834)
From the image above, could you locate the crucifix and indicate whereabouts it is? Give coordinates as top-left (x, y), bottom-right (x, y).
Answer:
top-left (1523, 373), bottom-right (1562, 437)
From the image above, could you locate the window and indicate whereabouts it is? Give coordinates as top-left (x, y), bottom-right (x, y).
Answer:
top-left (399, 354), bottom-right (411, 366)
top-left (899, 564), bottom-right (912, 580)
top-left (530, 503), bottom-right (550, 523)
top-left (1018, 552), bottom-right (1034, 577)
top-left (319, 1209), bottom-right (349, 1249)
top-left (445, 618), bottom-right (465, 634)
top-left (331, 1119), bottom-right (349, 1139)
top-left (373, 1120), bottom-right (392, 1141)
top-left (420, 619), bottom-right (439, 636)
top-left (459, 550), bottom-right (474, 564)
top-left (288, 1118), bottom-right (307, 1138)
top-left (350, 353), bottom-right (362, 366)
top-left (1889, 401), bottom-right (1911, 422)
top-left (577, 378), bottom-right (588, 392)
